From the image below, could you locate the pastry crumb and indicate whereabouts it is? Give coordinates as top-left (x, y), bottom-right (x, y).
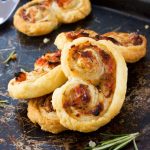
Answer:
top-left (0, 138), bottom-right (5, 144)
top-left (89, 140), bottom-right (96, 148)
top-left (144, 25), bottom-right (149, 29)
top-left (43, 38), bottom-right (50, 44)
top-left (11, 53), bottom-right (17, 60)
top-left (20, 68), bottom-right (26, 72)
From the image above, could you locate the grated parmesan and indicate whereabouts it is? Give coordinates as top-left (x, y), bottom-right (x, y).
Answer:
top-left (89, 140), bottom-right (96, 148)
top-left (144, 25), bottom-right (149, 29)
top-left (43, 38), bottom-right (50, 44)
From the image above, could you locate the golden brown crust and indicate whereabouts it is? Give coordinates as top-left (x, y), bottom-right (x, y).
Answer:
top-left (61, 41), bottom-right (106, 85)
top-left (8, 51), bottom-right (67, 99)
top-left (14, 0), bottom-right (59, 36)
top-left (102, 32), bottom-right (147, 63)
top-left (34, 50), bottom-right (61, 70)
top-left (55, 30), bottom-right (147, 63)
top-left (14, 0), bottom-right (91, 36)
top-left (52, 37), bottom-right (127, 132)
top-left (27, 95), bottom-right (66, 134)
top-left (54, 29), bottom-right (98, 50)
top-left (8, 65), bottom-right (67, 99)
top-left (52, 0), bottom-right (91, 23)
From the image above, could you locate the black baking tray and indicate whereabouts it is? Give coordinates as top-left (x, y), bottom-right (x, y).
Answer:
top-left (0, 1), bottom-right (150, 150)
top-left (92, 0), bottom-right (150, 18)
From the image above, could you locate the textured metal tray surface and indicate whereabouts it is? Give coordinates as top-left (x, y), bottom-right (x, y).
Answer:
top-left (92, 0), bottom-right (150, 18)
top-left (0, 1), bottom-right (150, 150)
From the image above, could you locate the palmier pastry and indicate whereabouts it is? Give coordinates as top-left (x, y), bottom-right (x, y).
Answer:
top-left (51, 0), bottom-right (91, 23)
top-left (14, 0), bottom-right (58, 36)
top-left (101, 32), bottom-right (147, 63)
top-left (61, 37), bottom-right (106, 85)
top-left (52, 37), bottom-right (127, 132)
top-left (28, 94), bottom-right (66, 134)
top-left (54, 29), bottom-right (98, 50)
top-left (55, 30), bottom-right (147, 63)
top-left (8, 50), bottom-right (67, 99)
top-left (14, 0), bottom-right (91, 36)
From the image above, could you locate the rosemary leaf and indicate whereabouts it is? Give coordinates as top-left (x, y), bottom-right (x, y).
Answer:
top-left (131, 133), bottom-right (139, 137)
top-left (3, 50), bottom-right (16, 64)
top-left (100, 135), bottom-right (130, 145)
top-left (99, 133), bottom-right (128, 137)
top-left (0, 100), bottom-right (8, 104)
top-left (93, 136), bottom-right (132, 150)
top-left (108, 147), bottom-right (115, 150)
top-left (0, 100), bottom-right (8, 103)
top-left (86, 133), bottom-right (139, 150)
top-left (0, 100), bottom-right (9, 108)
top-left (101, 133), bottom-right (139, 146)
top-left (113, 139), bottom-right (133, 150)
top-left (133, 139), bottom-right (138, 150)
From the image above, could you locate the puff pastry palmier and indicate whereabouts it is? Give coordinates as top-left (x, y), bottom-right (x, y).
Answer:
top-left (8, 50), bottom-right (67, 99)
top-left (14, 0), bottom-right (58, 36)
top-left (52, 0), bottom-right (91, 23)
top-left (61, 37), bottom-right (106, 85)
top-left (54, 29), bottom-right (98, 50)
top-left (28, 94), bottom-right (66, 134)
top-left (52, 37), bottom-right (127, 132)
top-left (101, 32), bottom-right (147, 63)
top-left (55, 30), bottom-right (147, 63)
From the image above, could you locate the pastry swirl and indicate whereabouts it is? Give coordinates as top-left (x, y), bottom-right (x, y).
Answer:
top-left (101, 32), bottom-right (147, 63)
top-left (52, 0), bottom-right (91, 23)
top-left (8, 50), bottom-right (67, 99)
top-left (55, 30), bottom-right (147, 63)
top-left (52, 78), bottom-right (106, 132)
top-left (28, 94), bottom-right (66, 134)
top-left (14, 0), bottom-right (58, 36)
top-left (61, 39), bottom-right (106, 85)
top-left (14, 0), bottom-right (91, 36)
top-left (52, 37), bottom-right (127, 132)
top-left (54, 29), bottom-right (98, 50)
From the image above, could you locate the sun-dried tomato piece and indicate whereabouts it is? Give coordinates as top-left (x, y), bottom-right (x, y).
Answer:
top-left (56, 0), bottom-right (71, 7)
top-left (15, 72), bottom-right (26, 82)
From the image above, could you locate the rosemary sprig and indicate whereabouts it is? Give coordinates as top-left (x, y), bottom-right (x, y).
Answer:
top-left (86, 132), bottom-right (139, 150)
top-left (3, 50), bottom-right (16, 64)
top-left (99, 133), bottom-right (128, 137)
top-left (133, 139), bottom-right (138, 150)
top-left (0, 100), bottom-right (9, 108)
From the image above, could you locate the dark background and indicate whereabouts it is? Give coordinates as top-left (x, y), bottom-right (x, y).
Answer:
top-left (92, 0), bottom-right (150, 18)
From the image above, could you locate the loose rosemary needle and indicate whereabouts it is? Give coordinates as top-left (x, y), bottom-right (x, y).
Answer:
top-left (133, 139), bottom-right (138, 150)
top-left (0, 100), bottom-right (9, 107)
top-left (86, 132), bottom-right (139, 150)
top-left (3, 50), bottom-right (16, 64)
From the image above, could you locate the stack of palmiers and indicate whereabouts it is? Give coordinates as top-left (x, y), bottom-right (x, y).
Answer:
top-left (8, 29), bottom-right (147, 133)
